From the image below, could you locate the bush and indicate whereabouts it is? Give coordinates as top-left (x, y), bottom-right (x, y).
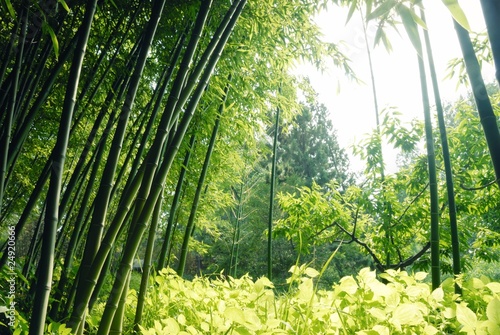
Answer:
top-left (85, 266), bottom-right (500, 335)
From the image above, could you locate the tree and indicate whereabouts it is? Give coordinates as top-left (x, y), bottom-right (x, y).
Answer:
top-left (279, 94), bottom-right (351, 189)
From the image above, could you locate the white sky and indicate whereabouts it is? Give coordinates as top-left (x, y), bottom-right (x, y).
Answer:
top-left (295, 1), bottom-right (496, 175)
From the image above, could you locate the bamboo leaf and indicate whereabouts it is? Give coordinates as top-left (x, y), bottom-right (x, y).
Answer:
top-left (397, 4), bottom-right (422, 56)
top-left (366, 0), bottom-right (397, 21)
top-left (4, 0), bottom-right (16, 19)
top-left (345, 0), bottom-right (358, 24)
top-left (42, 21), bottom-right (60, 59)
top-left (441, 0), bottom-right (471, 31)
top-left (410, 7), bottom-right (427, 30)
top-left (58, 0), bottom-right (70, 12)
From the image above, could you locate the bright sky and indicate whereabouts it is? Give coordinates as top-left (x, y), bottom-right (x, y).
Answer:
top-left (296, 1), bottom-right (496, 175)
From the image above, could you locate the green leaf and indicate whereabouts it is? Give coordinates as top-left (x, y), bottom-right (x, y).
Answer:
top-left (58, 0), bottom-right (70, 12)
top-left (456, 303), bottom-right (477, 329)
top-left (42, 21), bottom-right (59, 59)
top-left (486, 282), bottom-right (500, 293)
top-left (487, 298), bottom-right (500, 324)
top-left (423, 325), bottom-right (439, 335)
top-left (409, 7), bottom-right (428, 30)
top-left (224, 307), bottom-right (245, 325)
top-left (392, 303), bottom-right (422, 325)
top-left (4, 0), bottom-right (16, 20)
top-left (305, 267), bottom-right (319, 278)
top-left (366, 0), bottom-right (397, 20)
top-left (441, 0), bottom-right (471, 31)
top-left (397, 4), bottom-right (422, 56)
top-left (163, 318), bottom-right (180, 333)
top-left (346, 0), bottom-right (358, 24)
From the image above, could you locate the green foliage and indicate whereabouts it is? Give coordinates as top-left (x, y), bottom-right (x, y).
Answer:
top-left (274, 181), bottom-right (352, 254)
top-left (84, 266), bottom-right (500, 334)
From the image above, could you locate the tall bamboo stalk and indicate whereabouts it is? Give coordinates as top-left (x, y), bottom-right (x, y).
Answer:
top-left (0, 0), bottom-right (27, 212)
top-left (453, 20), bottom-right (500, 188)
top-left (417, 50), bottom-right (440, 291)
top-left (29, 1), bottom-right (98, 333)
top-left (268, 103), bottom-right (279, 281)
top-left (479, 0), bottom-right (500, 86)
top-left (421, 8), bottom-right (461, 293)
top-left (133, 188), bottom-right (163, 331)
top-left (69, 0), bottom-right (167, 331)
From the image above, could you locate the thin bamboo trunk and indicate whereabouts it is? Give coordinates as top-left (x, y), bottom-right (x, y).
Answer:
top-left (417, 51), bottom-right (440, 290)
top-left (0, 1), bottom-right (27, 211)
top-left (133, 188), bottom-right (164, 331)
top-left (230, 182), bottom-right (244, 277)
top-left (421, 9), bottom-right (461, 293)
top-left (268, 102), bottom-right (280, 281)
top-left (157, 133), bottom-right (196, 270)
top-left (361, 9), bottom-right (392, 266)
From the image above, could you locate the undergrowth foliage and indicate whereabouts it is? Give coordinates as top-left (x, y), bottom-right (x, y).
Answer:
top-left (84, 266), bottom-right (500, 335)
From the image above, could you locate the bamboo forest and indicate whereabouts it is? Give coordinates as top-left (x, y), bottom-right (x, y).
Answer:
top-left (1, 0), bottom-right (500, 334)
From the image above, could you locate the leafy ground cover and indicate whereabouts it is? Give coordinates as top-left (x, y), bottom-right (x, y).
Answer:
top-left (3, 264), bottom-right (499, 334)
top-left (81, 265), bottom-right (499, 335)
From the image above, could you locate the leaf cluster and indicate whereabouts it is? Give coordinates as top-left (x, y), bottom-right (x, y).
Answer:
top-left (80, 266), bottom-right (500, 335)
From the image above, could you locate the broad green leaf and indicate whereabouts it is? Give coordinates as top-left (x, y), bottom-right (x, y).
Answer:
top-left (254, 277), bottom-right (273, 293)
top-left (372, 325), bottom-right (390, 335)
top-left (441, 0), bottom-right (471, 31)
top-left (297, 278), bottom-right (314, 301)
top-left (471, 277), bottom-right (485, 289)
top-left (486, 282), bottom-right (500, 293)
top-left (397, 4), bottom-right (422, 56)
top-left (163, 318), bottom-right (181, 334)
top-left (486, 298), bottom-right (500, 324)
top-left (224, 307), bottom-right (245, 325)
top-left (305, 267), bottom-right (319, 278)
top-left (338, 276), bottom-right (358, 295)
top-left (414, 272), bottom-right (428, 281)
top-left (234, 326), bottom-right (252, 335)
top-left (456, 303), bottom-right (477, 329)
top-left (392, 303), bottom-right (422, 325)
top-left (423, 325), bottom-right (439, 335)
top-left (368, 307), bottom-right (387, 321)
top-left (366, 0), bottom-right (397, 20)
top-left (430, 287), bottom-right (444, 303)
